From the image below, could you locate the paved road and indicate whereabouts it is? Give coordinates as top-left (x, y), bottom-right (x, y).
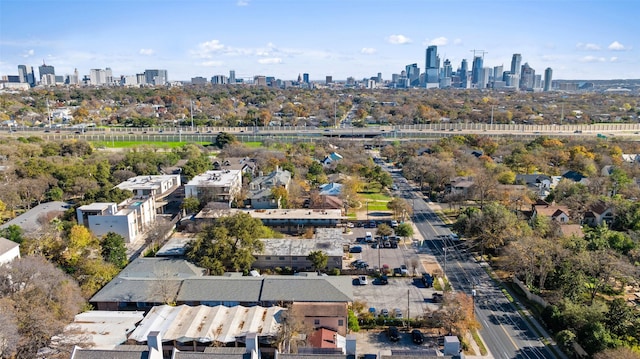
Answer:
top-left (389, 168), bottom-right (558, 359)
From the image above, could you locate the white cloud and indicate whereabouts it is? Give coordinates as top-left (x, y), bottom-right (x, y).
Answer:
top-left (22, 49), bottom-right (34, 58)
top-left (386, 34), bottom-right (411, 45)
top-left (428, 37), bottom-right (448, 46)
top-left (580, 55), bottom-right (606, 63)
top-left (576, 42), bottom-right (601, 50)
top-left (201, 60), bottom-right (224, 67)
top-left (237, 0), bottom-right (249, 6)
top-left (258, 57), bottom-right (282, 64)
top-left (608, 41), bottom-right (626, 51)
top-left (191, 39), bottom-right (227, 58)
top-left (453, 38), bottom-right (463, 45)
top-left (610, 56), bottom-right (618, 62)
top-left (139, 48), bottom-right (154, 56)
top-left (360, 47), bottom-right (376, 55)
top-left (256, 50), bottom-right (271, 56)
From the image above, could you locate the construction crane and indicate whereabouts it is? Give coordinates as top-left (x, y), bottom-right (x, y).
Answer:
top-left (470, 49), bottom-right (488, 60)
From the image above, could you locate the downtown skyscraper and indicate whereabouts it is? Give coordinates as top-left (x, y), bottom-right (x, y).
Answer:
top-left (425, 45), bottom-right (439, 88)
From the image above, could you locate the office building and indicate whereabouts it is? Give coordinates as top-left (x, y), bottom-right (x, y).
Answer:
top-left (144, 69), bottom-right (168, 86)
top-left (544, 67), bottom-right (553, 91)
top-left (405, 63), bottom-right (420, 86)
top-left (211, 75), bottom-right (228, 85)
top-left (425, 46), bottom-right (440, 87)
top-left (89, 68), bottom-right (113, 86)
top-left (253, 75), bottom-right (267, 86)
top-left (38, 62), bottom-right (55, 81)
top-left (303, 73), bottom-right (309, 84)
top-left (510, 53), bottom-right (522, 88)
top-left (471, 56), bottom-right (483, 87)
top-left (325, 75), bottom-right (333, 84)
top-left (17, 65), bottom-right (35, 86)
top-left (520, 62), bottom-right (535, 90)
top-left (191, 76), bottom-right (208, 85)
top-left (459, 59), bottom-right (469, 88)
top-left (229, 70), bottom-right (236, 84)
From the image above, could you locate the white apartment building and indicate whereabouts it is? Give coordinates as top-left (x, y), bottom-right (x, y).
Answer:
top-left (185, 170), bottom-right (242, 206)
top-left (115, 175), bottom-right (181, 212)
top-left (76, 196), bottom-right (156, 243)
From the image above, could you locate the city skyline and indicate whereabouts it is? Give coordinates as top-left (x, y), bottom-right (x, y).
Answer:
top-left (1, 0), bottom-right (638, 82)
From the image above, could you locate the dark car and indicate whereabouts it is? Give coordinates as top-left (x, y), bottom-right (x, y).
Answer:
top-left (379, 275), bottom-right (389, 285)
top-left (411, 329), bottom-right (425, 344)
top-left (387, 326), bottom-right (400, 342)
top-left (349, 246), bottom-right (362, 253)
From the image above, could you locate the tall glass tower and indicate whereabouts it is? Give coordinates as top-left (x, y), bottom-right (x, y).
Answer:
top-left (471, 56), bottom-right (483, 86)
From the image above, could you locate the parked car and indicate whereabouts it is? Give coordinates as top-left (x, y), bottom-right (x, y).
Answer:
top-left (400, 264), bottom-right (409, 275)
top-left (393, 308), bottom-right (403, 318)
top-left (387, 326), bottom-right (400, 342)
top-left (349, 246), bottom-right (362, 253)
top-left (379, 275), bottom-right (389, 285)
top-left (390, 241), bottom-right (398, 249)
top-left (380, 308), bottom-right (389, 317)
top-left (411, 329), bottom-right (425, 344)
top-left (346, 222), bottom-right (355, 228)
top-left (390, 220), bottom-right (398, 228)
top-left (358, 275), bottom-right (368, 285)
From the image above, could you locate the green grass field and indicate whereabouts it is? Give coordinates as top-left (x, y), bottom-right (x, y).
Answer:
top-left (360, 192), bottom-right (392, 202)
top-left (91, 140), bottom-right (212, 149)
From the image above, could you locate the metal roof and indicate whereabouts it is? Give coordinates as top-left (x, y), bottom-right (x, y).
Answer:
top-left (128, 304), bottom-right (285, 344)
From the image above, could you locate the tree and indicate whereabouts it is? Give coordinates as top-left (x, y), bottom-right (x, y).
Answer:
top-left (181, 197), bottom-right (201, 214)
top-left (387, 197), bottom-right (412, 220)
top-left (307, 250), bottom-right (328, 273)
top-left (0, 224), bottom-right (23, 244)
top-left (395, 223), bottom-right (414, 240)
top-left (376, 224), bottom-right (393, 237)
top-left (214, 132), bottom-right (237, 149)
top-left (594, 347), bottom-right (640, 359)
top-left (185, 212), bottom-right (267, 274)
top-left (0, 256), bottom-right (84, 358)
top-left (101, 232), bottom-right (128, 269)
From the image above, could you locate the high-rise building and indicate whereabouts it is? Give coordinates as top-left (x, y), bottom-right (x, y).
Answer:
top-left (459, 59), bottom-right (469, 88)
top-left (520, 63), bottom-right (535, 90)
top-left (442, 59), bottom-right (452, 78)
top-left (544, 67), bottom-right (553, 91)
top-left (144, 69), bottom-right (168, 86)
top-left (303, 73), bottom-right (309, 83)
top-left (510, 54), bottom-right (522, 88)
top-left (211, 75), bottom-right (228, 85)
top-left (17, 65), bottom-right (35, 86)
top-left (325, 76), bottom-right (333, 84)
top-left (255, 75), bottom-right (267, 86)
top-left (191, 76), bottom-right (208, 85)
top-left (471, 56), bottom-right (483, 86)
top-left (38, 61), bottom-right (55, 81)
top-left (229, 70), bottom-right (236, 84)
top-left (405, 63), bottom-right (420, 86)
top-left (425, 46), bottom-right (440, 87)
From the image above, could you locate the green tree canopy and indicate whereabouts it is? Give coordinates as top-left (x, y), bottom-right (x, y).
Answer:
top-left (185, 212), bottom-right (269, 274)
top-left (101, 232), bottom-right (128, 269)
top-left (307, 250), bottom-right (328, 273)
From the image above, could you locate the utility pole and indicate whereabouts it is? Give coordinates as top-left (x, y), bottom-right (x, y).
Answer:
top-left (490, 105), bottom-right (494, 126)
top-left (190, 100), bottom-right (194, 131)
top-left (407, 289), bottom-right (410, 327)
top-left (443, 247), bottom-right (447, 291)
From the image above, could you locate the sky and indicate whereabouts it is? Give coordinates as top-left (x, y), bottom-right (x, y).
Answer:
top-left (1, 0), bottom-right (638, 82)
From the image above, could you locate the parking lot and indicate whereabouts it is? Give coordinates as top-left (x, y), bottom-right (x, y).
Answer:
top-left (343, 226), bottom-right (441, 321)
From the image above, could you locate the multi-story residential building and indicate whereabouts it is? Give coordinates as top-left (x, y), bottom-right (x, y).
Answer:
top-left (115, 175), bottom-right (181, 213)
top-left (76, 196), bottom-right (156, 243)
top-left (185, 170), bottom-right (242, 206)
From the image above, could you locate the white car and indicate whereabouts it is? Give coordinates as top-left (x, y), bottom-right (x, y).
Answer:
top-left (358, 275), bottom-right (368, 285)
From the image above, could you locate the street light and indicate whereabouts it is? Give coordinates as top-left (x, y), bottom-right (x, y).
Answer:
top-left (366, 201), bottom-right (370, 221)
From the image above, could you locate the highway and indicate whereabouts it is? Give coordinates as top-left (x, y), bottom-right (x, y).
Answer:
top-left (388, 167), bottom-right (560, 359)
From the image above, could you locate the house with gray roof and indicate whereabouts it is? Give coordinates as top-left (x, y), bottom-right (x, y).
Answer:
top-left (0, 201), bottom-right (71, 235)
top-left (247, 169), bottom-right (292, 209)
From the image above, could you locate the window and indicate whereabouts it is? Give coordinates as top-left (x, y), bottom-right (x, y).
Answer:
top-left (279, 257), bottom-right (285, 261)
top-left (291, 257), bottom-right (297, 260)
top-left (314, 319), bottom-right (320, 325)
top-left (265, 256), bottom-right (271, 260)
top-left (338, 320), bottom-right (344, 326)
